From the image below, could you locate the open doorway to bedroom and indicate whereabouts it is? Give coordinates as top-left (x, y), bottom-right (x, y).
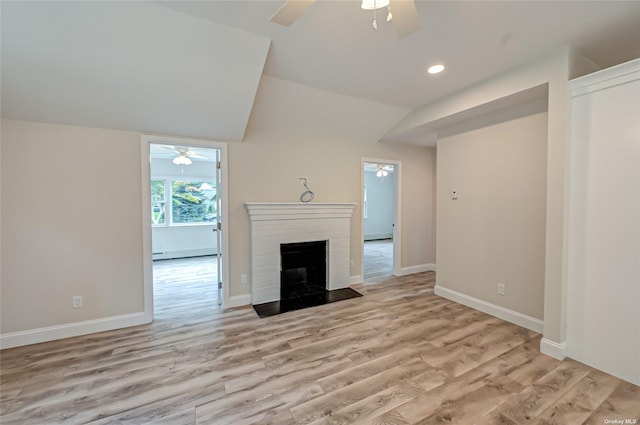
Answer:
top-left (362, 159), bottom-right (400, 282)
top-left (142, 137), bottom-right (227, 321)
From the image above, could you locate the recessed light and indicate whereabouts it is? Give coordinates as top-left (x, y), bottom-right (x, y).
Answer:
top-left (427, 64), bottom-right (445, 74)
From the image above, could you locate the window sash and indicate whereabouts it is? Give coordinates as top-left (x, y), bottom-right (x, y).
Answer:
top-left (151, 177), bottom-right (216, 226)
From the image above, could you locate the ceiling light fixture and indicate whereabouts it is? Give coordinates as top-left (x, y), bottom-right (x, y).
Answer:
top-left (361, 0), bottom-right (392, 30)
top-left (172, 154), bottom-right (192, 166)
top-left (427, 64), bottom-right (445, 74)
top-left (376, 164), bottom-right (390, 181)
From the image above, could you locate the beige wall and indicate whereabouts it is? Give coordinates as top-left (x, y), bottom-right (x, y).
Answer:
top-left (224, 76), bottom-right (436, 297)
top-left (0, 78), bottom-right (437, 341)
top-left (436, 111), bottom-right (548, 319)
top-left (227, 125), bottom-right (436, 296)
top-left (387, 47), bottom-right (598, 350)
top-left (1, 119), bottom-right (144, 334)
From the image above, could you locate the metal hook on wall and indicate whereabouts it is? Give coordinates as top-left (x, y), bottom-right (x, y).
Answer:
top-left (299, 178), bottom-right (315, 203)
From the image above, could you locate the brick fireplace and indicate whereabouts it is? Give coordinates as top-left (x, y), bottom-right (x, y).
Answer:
top-left (245, 202), bottom-right (356, 305)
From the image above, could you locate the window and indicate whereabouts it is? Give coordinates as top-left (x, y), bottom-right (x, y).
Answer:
top-left (151, 178), bottom-right (216, 225)
top-left (172, 180), bottom-right (217, 223)
top-left (151, 180), bottom-right (166, 225)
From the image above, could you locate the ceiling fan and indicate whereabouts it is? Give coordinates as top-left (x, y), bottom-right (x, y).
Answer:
top-left (161, 145), bottom-right (205, 166)
top-left (376, 164), bottom-right (394, 177)
top-left (271, 0), bottom-right (421, 39)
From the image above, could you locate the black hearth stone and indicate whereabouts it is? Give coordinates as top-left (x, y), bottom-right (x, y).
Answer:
top-left (253, 288), bottom-right (363, 318)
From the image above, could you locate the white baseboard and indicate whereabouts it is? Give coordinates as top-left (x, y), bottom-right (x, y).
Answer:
top-left (0, 312), bottom-right (150, 350)
top-left (226, 294), bottom-right (252, 308)
top-left (434, 285), bottom-right (544, 333)
top-left (540, 338), bottom-right (567, 360)
top-left (398, 263), bottom-right (436, 276)
top-left (349, 275), bottom-right (363, 285)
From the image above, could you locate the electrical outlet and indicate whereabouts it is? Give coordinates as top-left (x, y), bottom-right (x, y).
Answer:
top-left (498, 283), bottom-right (505, 296)
top-left (72, 295), bottom-right (83, 308)
top-left (241, 274), bottom-right (247, 284)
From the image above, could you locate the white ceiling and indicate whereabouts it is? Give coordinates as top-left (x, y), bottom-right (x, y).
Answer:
top-left (149, 144), bottom-right (218, 162)
top-left (1, 1), bottom-right (270, 141)
top-left (159, 0), bottom-right (640, 109)
top-left (364, 162), bottom-right (395, 173)
top-left (1, 1), bottom-right (639, 142)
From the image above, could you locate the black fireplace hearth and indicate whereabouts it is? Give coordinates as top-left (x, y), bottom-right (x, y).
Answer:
top-left (252, 240), bottom-right (362, 318)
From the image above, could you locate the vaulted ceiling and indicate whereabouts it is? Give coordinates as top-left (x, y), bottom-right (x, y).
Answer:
top-left (160, 0), bottom-right (640, 109)
top-left (1, 2), bottom-right (270, 141)
top-left (2, 1), bottom-right (639, 142)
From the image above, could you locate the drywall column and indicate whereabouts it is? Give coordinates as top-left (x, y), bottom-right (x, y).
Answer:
top-left (566, 59), bottom-right (640, 385)
top-left (538, 53), bottom-right (572, 355)
top-left (540, 50), bottom-right (601, 356)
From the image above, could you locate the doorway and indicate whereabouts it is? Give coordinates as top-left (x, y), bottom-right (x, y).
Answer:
top-left (141, 136), bottom-right (228, 320)
top-left (362, 159), bottom-right (401, 282)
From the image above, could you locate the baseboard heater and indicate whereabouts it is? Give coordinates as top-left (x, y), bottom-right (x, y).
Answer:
top-left (364, 233), bottom-right (393, 241)
top-left (153, 248), bottom-right (216, 260)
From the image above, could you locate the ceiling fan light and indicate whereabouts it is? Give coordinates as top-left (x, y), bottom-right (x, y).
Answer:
top-left (361, 0), bottom-right (390, 11)
top-left (376, 170), bottom-right (383, 177)
top-left (173, 155), bottom-right (192, 166)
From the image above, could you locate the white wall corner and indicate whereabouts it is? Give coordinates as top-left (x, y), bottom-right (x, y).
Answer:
top-left (434, 285), bottom-right (544, 333)
top-left (398, 263), bottom-right (436, 276)
top-left (349, 275), bottom-right (363, 285)
top-left (540, 338), bottom-right (567, 360)
top-left (0, 312), bottom-right (150, 350)
top-left (226, 294), bottom-right (252, 309)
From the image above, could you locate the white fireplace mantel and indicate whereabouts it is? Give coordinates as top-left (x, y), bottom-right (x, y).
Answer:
top-left (245, 202), bottom-right (356, 220)
top-left (245, 202), bottom-right (356, 305)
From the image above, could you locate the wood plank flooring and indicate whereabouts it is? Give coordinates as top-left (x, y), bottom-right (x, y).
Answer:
top-left (2, 270), bottom-right (639, 424)
top-left (152, 256), bottom-right (219, 320)
top-left (364, 239), bottom-right (393, 282)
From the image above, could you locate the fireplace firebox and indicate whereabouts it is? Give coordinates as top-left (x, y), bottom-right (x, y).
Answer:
top-left (280, 241), bottom-right (327, 300)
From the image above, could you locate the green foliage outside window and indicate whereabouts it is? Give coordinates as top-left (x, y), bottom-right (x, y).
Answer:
top-left (171, 181), bottom-right (216, 224)
top-left (151, 179), bottom-right (216, 225)
top-left (151, 180), bottom-right (166, 225)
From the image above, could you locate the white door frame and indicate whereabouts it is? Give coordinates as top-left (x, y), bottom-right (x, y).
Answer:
top-left (361, 157), bottom-right (402, 280)
top-left (140, 135), bottom-right (230, 318)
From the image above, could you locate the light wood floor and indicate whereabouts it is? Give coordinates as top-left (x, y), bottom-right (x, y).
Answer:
top-left (153, 256), bottom-right (219, 320)
top-left (2, 271), bottom-right (639, 424)
top-left (364, 239), bottom-right (393, 282)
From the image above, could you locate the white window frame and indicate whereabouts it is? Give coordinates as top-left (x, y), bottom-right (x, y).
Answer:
top-left (151, 175), bottom-right (217, 227)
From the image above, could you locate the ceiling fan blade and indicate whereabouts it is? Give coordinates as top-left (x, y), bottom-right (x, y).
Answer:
top-left (392, 0), bottom-right (421, 39)
top-left (271, 0), bottom-right (316, 27)
top-left (188, 152), bottom-right (207, 159)
top-left (160, 144), bottom-right (177, 152)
